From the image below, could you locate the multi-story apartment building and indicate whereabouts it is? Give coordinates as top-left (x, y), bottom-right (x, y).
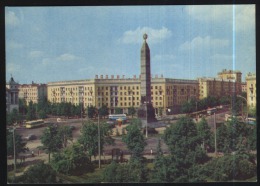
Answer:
top-left (18, 82), bottom-right (47, 105)
top-left (198, 77), bottom-right (241, 100)
top-left (6, 76), bottom-right (19, 113)
top-left (217, 69), bottom-right (242, 83)
top-left (246, 73), bottom-right (256, 108)
top-left (198, 69), bottom-right (242, 100)
top-left (241, 82), bottom-right (247, 92)
top-left (47, 75), bottom-right (198, 115)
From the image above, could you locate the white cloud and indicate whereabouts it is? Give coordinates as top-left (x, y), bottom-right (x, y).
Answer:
top-left (6, 40), bottom-right (23, 49)
top-left (6, 11), bottom-right (20, 26)
top-left (42, 53), bottom-right (83, 65)
top-left (179, 36), bottom-right (229, 51)
top-left (7, 63), bottom-right (21, 73)
top-left (28, 50), bottom-right (44, 58)
top-left (57, 53), bottom-right (79, 61)
top-left (185, 5), bottom-right (255, 32)
top-left (118, 27), bottom-right (172, 44)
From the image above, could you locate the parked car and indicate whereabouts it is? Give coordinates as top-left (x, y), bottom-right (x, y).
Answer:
top-left (24, 134), bottom-right (37, 140)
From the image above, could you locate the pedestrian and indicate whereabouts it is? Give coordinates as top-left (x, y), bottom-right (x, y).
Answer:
top-left (150, 148), bottom-right (153, 155)
top-left (31, 151), bottom-right (34, 157)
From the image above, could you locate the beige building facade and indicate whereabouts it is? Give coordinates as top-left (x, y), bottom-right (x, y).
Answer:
top-left (198, 77), bottom-right (241, 100)
top-left (217, 69), bottom-right (242, 83)
top-left (47, 75), bottom-right (198, 114)
top-left (246, 73), bottom-right (256, 108)
top-left (18, 82), bottom-right (47, 105)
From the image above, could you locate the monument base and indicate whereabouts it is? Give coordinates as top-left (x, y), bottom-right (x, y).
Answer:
top-left (137, 103), bottom-right (157, 126)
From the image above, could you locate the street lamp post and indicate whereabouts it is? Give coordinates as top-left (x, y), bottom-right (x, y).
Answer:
top-left (12, 126), bottom-right (16, 183)
top-left (214, 112), bottom-right (217, 157)
top-left (81, 93), bottom-right (84, 125)
top-left (97, 95), bottom-right (102, 169)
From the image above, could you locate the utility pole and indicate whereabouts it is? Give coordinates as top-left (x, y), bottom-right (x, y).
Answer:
top-left (12, 127), bottom-right (16, 183)
top-left (214, 112), bottom-right (217, 157)
top-left (98, 111), bottom-right (101, 168)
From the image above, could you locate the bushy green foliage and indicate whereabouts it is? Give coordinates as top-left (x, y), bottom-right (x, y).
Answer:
top-left (15, 161), bottom-right (57, 183)
top-left (128, 106), bottom-right (136, 118)
top-left (102, 159), bottom-right (148, 183)
top-left (6, 108), bottom-right (23, 125)
top-left (203, 154), bottom-right (256, 181)
top-left (197, 117), bottom-right (213, 152)
top-left (57, 125), bottom-right (73, 148)
top-left (7, 130), bottom-right (28, 157)
top-left (162, 116), bottom-right (209, 182)
top-left (122, 119), bottom-right (146, 158)
top-left (51, 143), bottom-right (93, 175)
top-left (78, 120), bottom-right (114, 160)
top-left (40, 125), bottom-right (63, 162)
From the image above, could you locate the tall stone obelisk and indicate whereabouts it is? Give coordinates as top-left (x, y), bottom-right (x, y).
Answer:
top-left (138, 34), bottom-right (157, 125)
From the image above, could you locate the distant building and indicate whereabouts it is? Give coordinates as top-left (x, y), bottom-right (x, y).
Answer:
top-left (6, 76), bottom-right (19, 113)
top-left (217, 69), bottom-right (242, 83)
top-left (47, 75), bottom-right (198, 115)
top-left (246, 73), bottom-right (256, 108)
top-left (18, 81), bottom-right (47, 105)
top-left (198, 77), bottom-right (240, 99)
top-left (241, 82), bottom-right (247, 92)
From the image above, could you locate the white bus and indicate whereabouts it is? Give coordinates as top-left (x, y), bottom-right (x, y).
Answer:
top-left (25, 119), bottom-right (45, 129)
top-left (108, 114), bottom-right (127, 121)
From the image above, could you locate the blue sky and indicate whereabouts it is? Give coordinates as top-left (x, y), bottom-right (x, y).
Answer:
top-left (5, 5), bottom-right (256, 84)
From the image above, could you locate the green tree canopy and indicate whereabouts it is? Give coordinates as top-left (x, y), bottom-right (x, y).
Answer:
top-left (128, 106), bottom-right (136, 118)
top-left (197, 117), bottom-right (213, 152)
top-left (78, 120), bottom-right (114, 160)
top-left (40, 125), bottom-right (63, 163)
top-left (57, 125), bottom-right (73, 148)
top-left (122, 119), bottom-right (146, 159)
top-left (15, 161), bottom-right (57, 183)
top-left (7, 129), bottom-right (28, 158)
top-left (51, 143), bottom-right (93, 175)
top-left (163, 116), bottom-right (208, 182)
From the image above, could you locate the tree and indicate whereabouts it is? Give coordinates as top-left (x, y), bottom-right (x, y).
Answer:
top-left (87, 105), bottom-right (96, 118)
top-left (122, 119), bottom-right (146, 159)
top-left (128, 106), bottom-right (136, 118)
top-left (115, 107), bottom-right (123, 114)
top-left (40, 125), bottom-right (63, 163)
top-left (6, 108), bottom-right (23, 126)
top-left (7, 129), bottom-right (28, 164)
top-left (99, 105), bottom-right (109, 118)
top-left (15, 161), bottom-right (57, 183)
top-left (51, 143), bottom-right (93, 175)
top-left (151, 138), bottom-right (169, 182)
top-left (102, 159), bottom-right (148, 183)
top-left (26, 101), bottom-right (36, 120)
top-left (57, 125), bottom-right (73, 148)
top-left (204, 154), bottom-right (256, 181)
top-left (78, 120), bottom-right (114, 160)
top-left (197, 117), bottom-right (213, 153)
top-left (18, 98), bottom-right (27, 115)
top-left (38, 110), bottom-right (47, 119)
top-left (163, 116), bottom-right (208, 182)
